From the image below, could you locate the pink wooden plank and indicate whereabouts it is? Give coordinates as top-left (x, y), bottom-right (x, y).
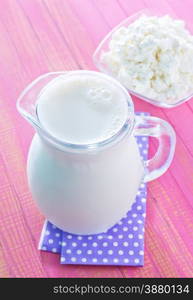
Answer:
top-left (67, 0), bottom-right (110, 46)
top-left (0, 154), bottom-right (47, 277)
top-left (41, 0), bottom-right (95, 69)
top-left (92, 0), bottom-right (126, 28)
top-left (118, 0), bottom-right (147, 15)
top-left (145, 196), bottom-right (193, 278)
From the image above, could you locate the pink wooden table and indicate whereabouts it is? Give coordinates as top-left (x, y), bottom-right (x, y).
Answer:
top-left (0, 0), bottom-right (193, 278)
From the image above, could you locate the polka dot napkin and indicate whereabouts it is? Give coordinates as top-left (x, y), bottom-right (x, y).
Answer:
top-left (39, 113), bottom-right (149, 266)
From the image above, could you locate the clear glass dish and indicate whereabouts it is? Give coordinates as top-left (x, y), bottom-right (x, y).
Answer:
top-left (93, 8), bottom-right (193, 108)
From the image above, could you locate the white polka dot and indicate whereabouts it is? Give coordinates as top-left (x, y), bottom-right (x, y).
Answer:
top-left (107, 235), bottom-right (113, 240)
top-left (42, 246), bottom-right (47, 250)
top-left (67, 235), bottom-right (72, 239)
top-left (81, 258), bottom-right (87, 262)
top-left (88, 236), bottom-right (93, 240)
top-left (92, 258), bottom-right (98, 263)
top-left (123, 242), bottom-right (129, 247)
top-left (118, 221), bottom-right (123, 225)
top-left (132, 213), bottom-right (137, 218)
top-left (61, 257), bottom-right (65, 262)
top-left (128, 234), bottom-right (133, 239)
top-left (134, 258), bottom-right (140, 264)
top-left (142, 213), bottom-right (146, 218)
top-left (45, 230), bottom-right (50, 235)
top-left (141, 198), bottom-right (146, 203)
top-left (137, 205), bottom-right (142, 210)
top-left (139, 143), bottom-right (142, 148)
top-left (82, 243), bottom-right (87, 247)
top-left (103, 258), bottom-right (108, 263)
top-left (92, 242), bottom-right (98, 247)
top-left (124, 258), bottom-right (129, 263)
top-left (55, 232), bottom-right (60, 237)
top-left (123, 227), bottom-right (128, 232)
top-left (97, 235), bottom-right (103, 240)
top-left (142, 137), bottom-right (147, 141)
top-left (129, 250), bottom-right (134, 255)
top-left (48, 239), bottom-right (54, 244)
top-left (134, 242), bottom-right (139, 247)
top-left (137, 220), bottom-right (143, 224)
top-left (71, 257), bottom-right (76, 262)
top-left (66, 249), bottom-right (71, 254)
top-left (118, 234), bottom-right (123, 239)
top-left (113, 242), bottom-right (118, 247)
top-left (142, 228), bottom-right (145, 232)
top-left (72, 242), bottom-right (77, 247)
top-left (113, 227), bottom-right (118, 232)
top-left (108, 250), bottom-right (113, 255)
top-left (137, 191), bottom-right (141, 196)
top-left (133, 226), bottom-right (138, 231)
top-left (118, 250), bottom-right (124, 255)
top-left (128, 220), bottom-right (133, 224)
top-left (143, 149), bottom-right (147, 154)
top-left (62, 242), bottom-right (66, 246)
top-left (52, 248), bottom-right (57, 253)
top-left (87, 250), bottom-right (92, 255)
top-left (138, 234), bottom-right (143, 239)
top-left (140, 183), bottom-right (145, 188)
top-left (97, 250), bottom-right (103, 255)
top-left (76, 249), bottom-right (82, 254)
top-left (113, 258), bottom-right (119, 263)
top-left (77, 236), bottom-right (82, 240)
top-left (103, 242), bottom-right (108, 247)
top-left (139, 250), bottom-right (144, 255)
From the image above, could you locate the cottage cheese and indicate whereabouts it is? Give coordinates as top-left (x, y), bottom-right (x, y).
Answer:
top-left (102, 15), bottom-right (193, 104)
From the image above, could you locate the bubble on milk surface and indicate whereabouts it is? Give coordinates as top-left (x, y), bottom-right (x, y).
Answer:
top-left (87, 87), bottom-right (112, 110)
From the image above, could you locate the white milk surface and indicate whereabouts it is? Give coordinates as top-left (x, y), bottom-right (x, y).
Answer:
top-left (37, 74), bottom-right (128, 144)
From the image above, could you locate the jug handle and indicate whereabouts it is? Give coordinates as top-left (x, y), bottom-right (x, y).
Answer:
top-left (133, 115), bottom-right (176, 182)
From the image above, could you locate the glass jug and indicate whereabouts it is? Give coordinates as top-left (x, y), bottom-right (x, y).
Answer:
top-left (17, 71), bottom-right (176, 235)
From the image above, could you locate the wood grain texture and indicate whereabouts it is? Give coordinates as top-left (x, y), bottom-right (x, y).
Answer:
top-left (0, 0), bottom-right (193, 278)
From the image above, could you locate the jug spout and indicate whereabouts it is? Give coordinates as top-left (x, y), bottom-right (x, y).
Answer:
top-left (17, 71), bottom-right (67, 128)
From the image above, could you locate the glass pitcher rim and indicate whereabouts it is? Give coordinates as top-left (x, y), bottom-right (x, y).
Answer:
top-left (17, 70), bottom-right (135, 153)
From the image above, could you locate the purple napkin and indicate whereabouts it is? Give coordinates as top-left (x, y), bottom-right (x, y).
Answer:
top-left (39, 113), bottom-right (148, 266)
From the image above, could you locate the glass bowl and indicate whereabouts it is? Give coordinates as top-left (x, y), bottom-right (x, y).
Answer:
top-left (93, 9), bottom-right (193, 108)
